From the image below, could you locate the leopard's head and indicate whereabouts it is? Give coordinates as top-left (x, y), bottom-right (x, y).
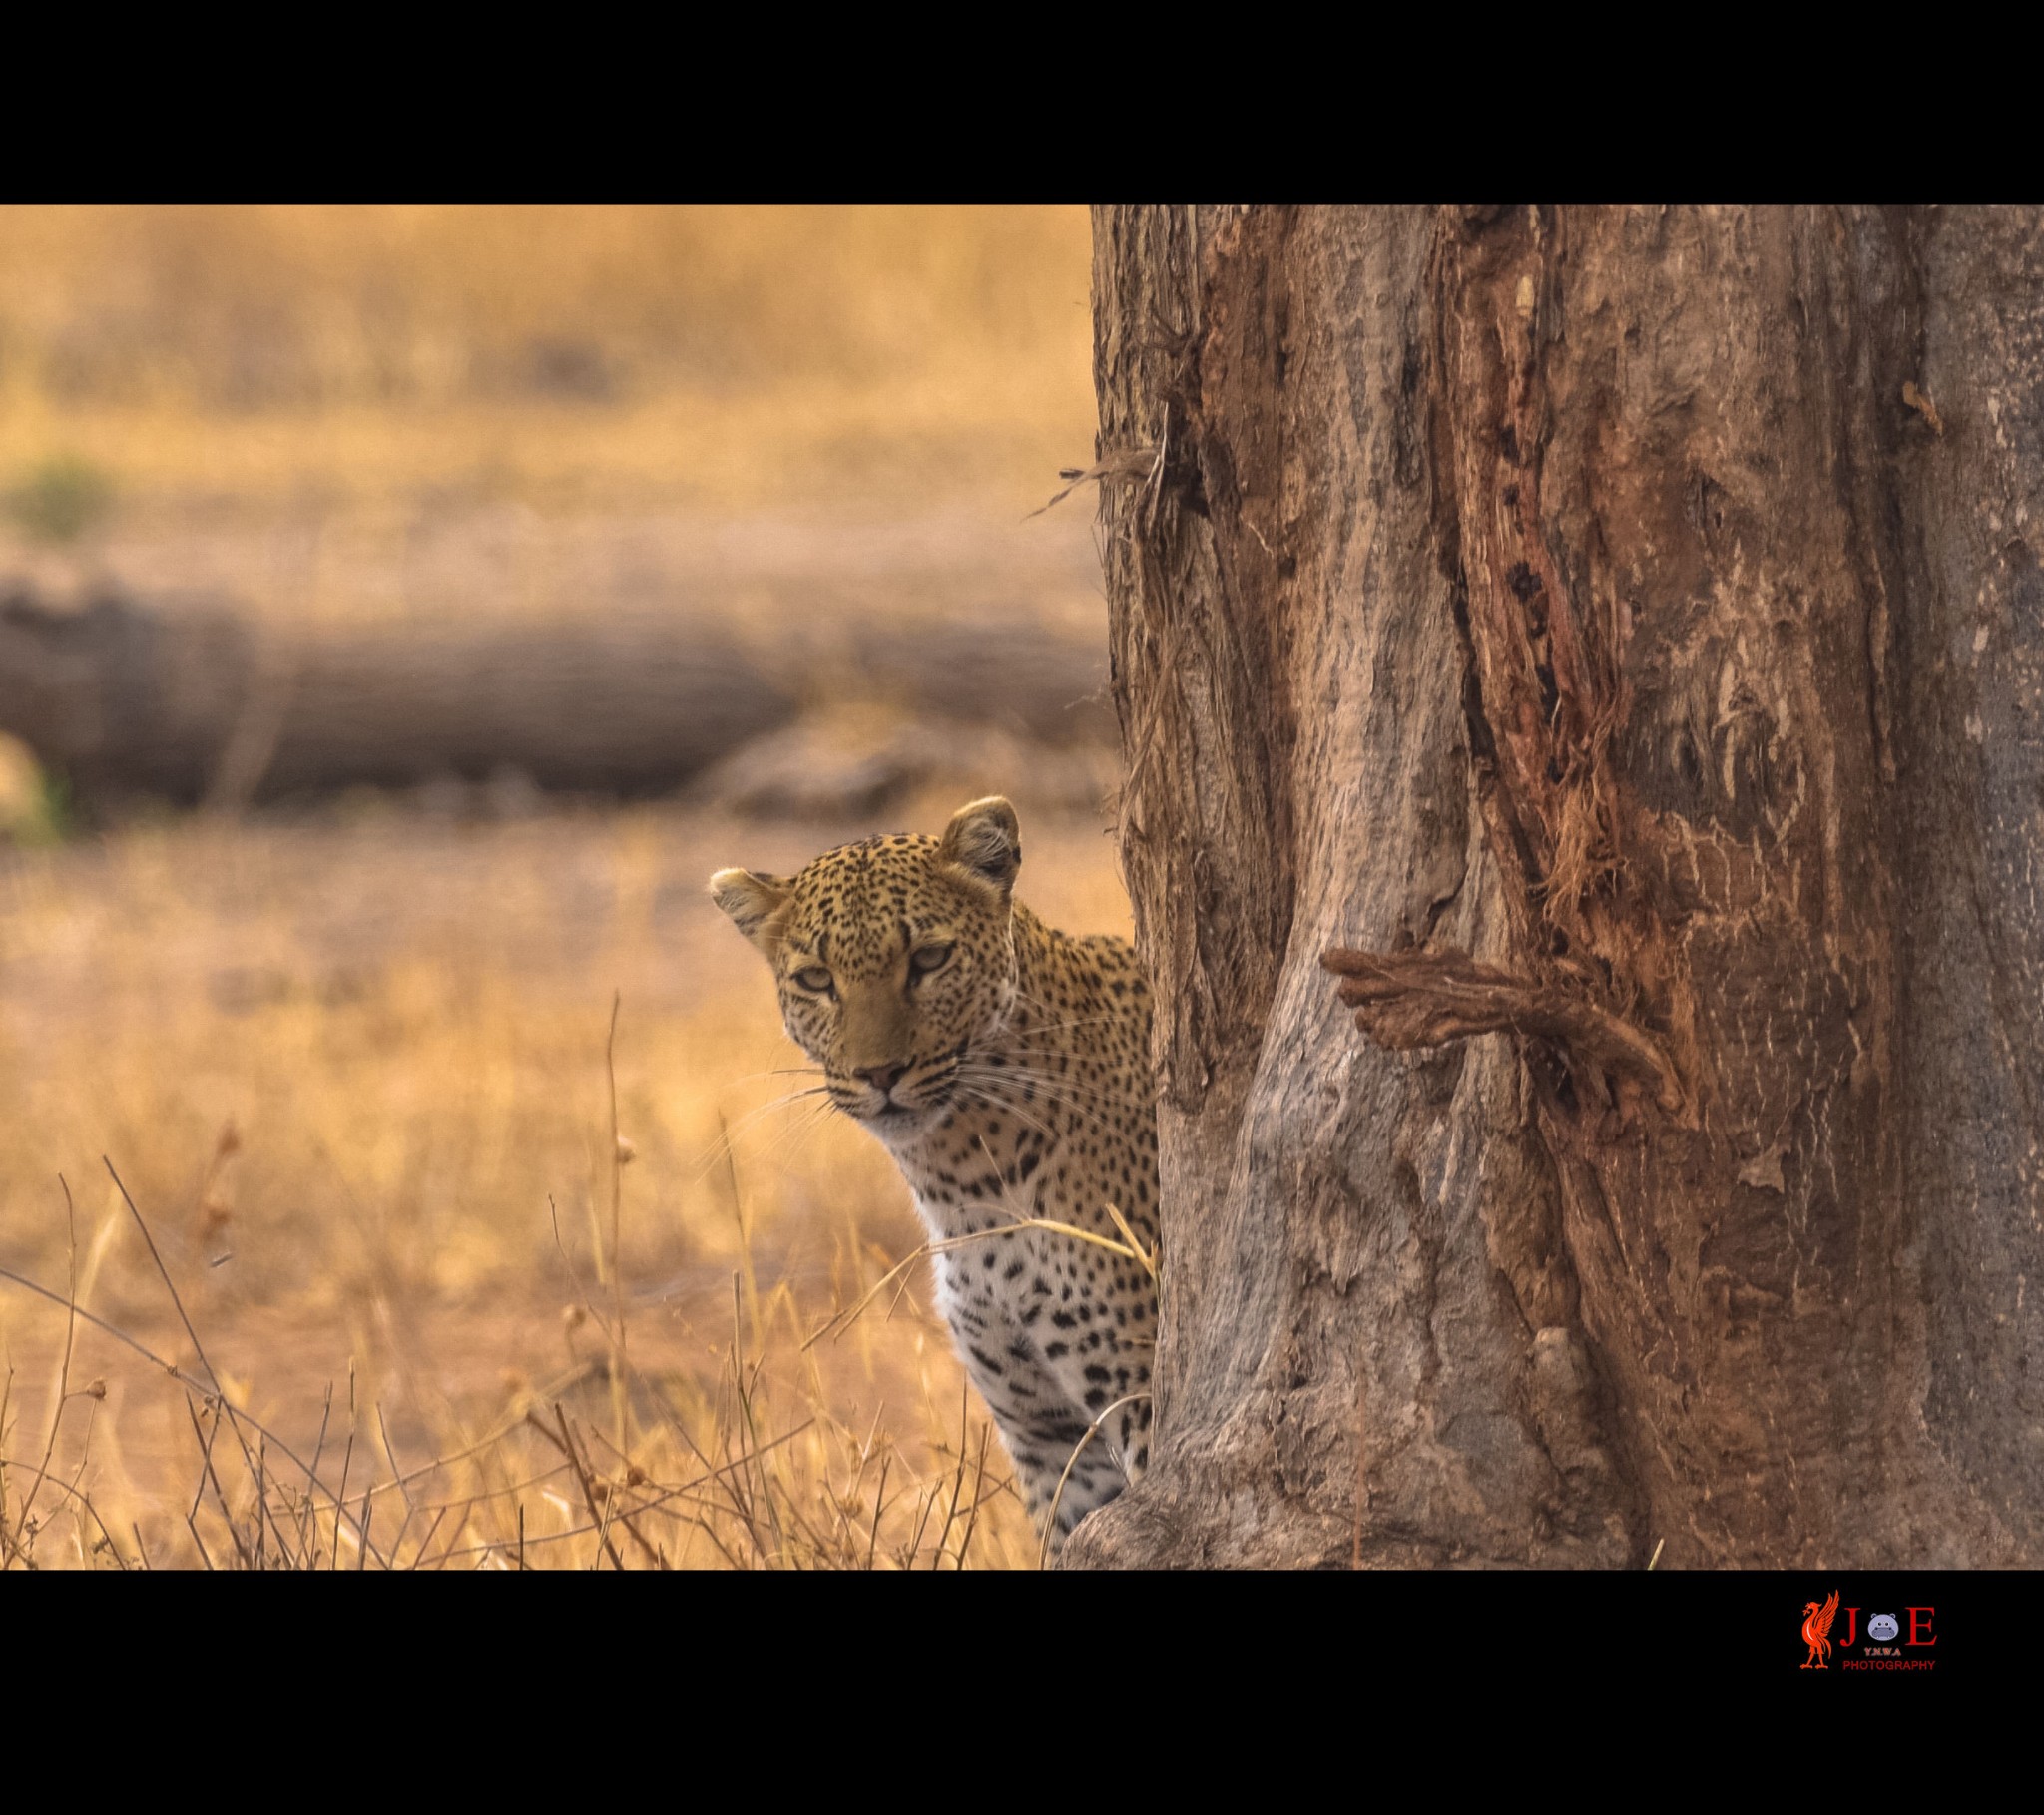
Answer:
top-left (710, 797), bottom-right (1022, 1131)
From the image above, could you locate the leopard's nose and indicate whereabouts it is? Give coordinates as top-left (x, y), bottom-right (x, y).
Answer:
top-left (855, 1061), bottom-right (910, 1097)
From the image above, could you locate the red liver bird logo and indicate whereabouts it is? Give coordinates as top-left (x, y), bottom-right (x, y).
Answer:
top-left (1801, 1590), bottom-right (1841, 1669)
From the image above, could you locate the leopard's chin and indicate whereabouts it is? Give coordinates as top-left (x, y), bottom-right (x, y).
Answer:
top-left (858, 1091), bottom-right (949, 1126)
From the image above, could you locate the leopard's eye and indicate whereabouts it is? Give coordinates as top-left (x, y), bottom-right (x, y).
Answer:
top-left (792, 966), bottom-right (834, 994)
top-left (909, 944), bottom-right (954, 977)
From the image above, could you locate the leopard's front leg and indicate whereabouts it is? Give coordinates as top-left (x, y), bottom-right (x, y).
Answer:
top-left (934, 1254), bottom-right (1131, 1552)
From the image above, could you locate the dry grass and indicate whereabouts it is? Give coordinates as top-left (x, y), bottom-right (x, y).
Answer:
top-left (0, 206), bottom-right (1118, 1568)
top-left (0, 798), bottom-right (1132, 1569)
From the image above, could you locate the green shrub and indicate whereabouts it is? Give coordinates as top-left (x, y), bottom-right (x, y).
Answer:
top-left (6, 454), bottom-right (115, 546)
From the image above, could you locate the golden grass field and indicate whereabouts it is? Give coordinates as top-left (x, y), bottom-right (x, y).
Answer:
top-left (0, 206), bottom-right (1124, 1569)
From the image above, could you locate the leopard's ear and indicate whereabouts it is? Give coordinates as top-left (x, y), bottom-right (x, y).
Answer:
top-left (709, 868), bottom-right (794, 958)
top-left (938, 796), bottom-right (1021, 898)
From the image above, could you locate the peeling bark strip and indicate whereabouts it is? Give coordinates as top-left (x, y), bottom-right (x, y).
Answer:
top-left (1319, 947), bottom-right (1685, 1117)
top-left (1066, 205), bottom-right (2042, 1572)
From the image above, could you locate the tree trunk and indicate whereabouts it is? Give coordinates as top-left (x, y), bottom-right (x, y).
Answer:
top-left (1065, 204), bottom-right (2043, 1570)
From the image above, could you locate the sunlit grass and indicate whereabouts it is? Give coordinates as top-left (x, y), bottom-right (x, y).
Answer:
top-left (0, 803), bottom-right (1130, 1568)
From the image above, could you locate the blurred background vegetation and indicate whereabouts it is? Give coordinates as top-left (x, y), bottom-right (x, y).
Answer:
top-left (0, 206), bottom-right (1118, 1570)
top-left (0, 204), bottom-right (1093, 513)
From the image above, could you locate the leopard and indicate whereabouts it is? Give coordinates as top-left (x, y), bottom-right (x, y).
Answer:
top-left (710, 796), bottom-right (1158, 1550)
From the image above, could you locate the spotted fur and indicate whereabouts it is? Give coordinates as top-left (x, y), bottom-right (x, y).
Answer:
top-left (711, 797), bottom-right (1158, 1548)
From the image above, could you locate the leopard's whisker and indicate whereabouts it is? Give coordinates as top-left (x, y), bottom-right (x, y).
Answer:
top-left (1006, 1009), bottom-right (1129, 1041)
top-left (958, 1058), bottom-right (1150, 1113)
top-left (948, 1083), bottom-right (1062, 1148)
top-left (722, 1065), bottom-right (827, 1086)
top-left (684, 1086), bottom-right (834, 1186)
top-left (952, 1071), bottom-right (1126, 1143)
top-left (952, 1066), bottom-right (1136, 1143)
top-left (747, 1095), bottom-right (839, 1176)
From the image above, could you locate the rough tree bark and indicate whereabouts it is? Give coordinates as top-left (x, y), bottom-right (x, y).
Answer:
top-left (1064, 205), bottom-right (2043, 1570)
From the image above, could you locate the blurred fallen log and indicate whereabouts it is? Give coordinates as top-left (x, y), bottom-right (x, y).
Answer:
top-left (0, 588), bottom-right (1112, 809)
